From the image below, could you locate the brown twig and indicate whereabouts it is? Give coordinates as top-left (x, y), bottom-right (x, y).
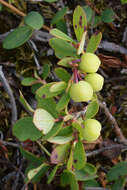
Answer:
top-left (0, 0), bottom-right (26, 16)
top-left (99, 100), bottom-right (127, 144)
top-left (85, 0), bottom-right (100, 14)
top-left (0, 0), bottom-right (50, 31)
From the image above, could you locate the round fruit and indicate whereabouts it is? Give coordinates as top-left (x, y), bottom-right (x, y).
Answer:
top-left (85, 73), bottom-right (104, 91)
top-left (82, 119), bottom-right (101, 142)
top-left (80, 53), bottom-right (101, 73)
top-left (69, 81), bottom-right (93, 102)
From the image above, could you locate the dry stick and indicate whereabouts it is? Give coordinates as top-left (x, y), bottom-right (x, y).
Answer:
top-left (86, 144), bottom-right (126, 157)
top-left (0, 140), bottom-right (20, 148)
top-left (85, 188), bottom-right (109, 190)
top-left (0, 66), bottom-right (17, 125)
top-left (0, 0), bottom-right (26, 16)
top-left (99, 101), bottom-right (127, 144)
top-left (0, 0), bottom-right (50, 31)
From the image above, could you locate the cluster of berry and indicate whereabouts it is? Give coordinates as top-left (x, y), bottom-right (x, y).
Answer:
top-left (70, 53), bottom-right (104, 142)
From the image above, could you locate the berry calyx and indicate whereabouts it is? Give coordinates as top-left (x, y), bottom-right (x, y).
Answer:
top-left (82, 119), bottom-right (101, 142)
top-left (85, 73), bottom-right (104, 91)
top-left (80, 53), bottom-right (101, 73)
top-left (69, 81), bottom-right (93, 102)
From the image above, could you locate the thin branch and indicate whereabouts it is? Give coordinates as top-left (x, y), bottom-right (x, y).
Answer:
top-left (86, 144), bottom-right (126, 157)
top-left (99, 41), bottom-right (127, 55)
top-left (0, 66), bottom-right (17, 125)
top-left (37, 140), bottom-right (51, 156)
top-left (12, 159), bottom-right (25, 190)
top-left (28, 40), bottom-right (42, 74)
top-left (0, 0), bottom-right (50, 31)
top-left (0, 0), bottom-right (26, 16)
top-left (99, 100), bottom-right (127, 144)
top-left (85, 188), bottom-right (109, 190)
top-left (0, 140), bottom-right (20, 148)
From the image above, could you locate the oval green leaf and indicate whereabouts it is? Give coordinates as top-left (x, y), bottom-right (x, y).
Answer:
top-left (50, 81), bottom-right (67, 93)
top-left (3, 26), bottom-right (33, 49)
top-left (73, 6), bottom-right (87, 42)
top-left (73, 140), bottom-right (86, 170)
top-left (33, 108), bottom-right (55, 134)
top-left (13, 117), bottom-right (42, 141)
top-left (24, 11), bottom-right (44, 30)
top-left (27, 163), bottom-right (49, 181)
top-left (50, 28), bottom-right (74, 43)
top-left (48, 135), bottom-right (73, 144)
top-left (86, 32), bottom-right (102, 53)
top-left (85, 100), bottom-right (99, 119)
top-left (51, 7), bottom-right (68, 25)
top-left (54, 67), bottom-right (71, 82)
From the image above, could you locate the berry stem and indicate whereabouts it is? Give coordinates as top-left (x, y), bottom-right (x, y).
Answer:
top-left (73, 68), bottom-right (78, 83)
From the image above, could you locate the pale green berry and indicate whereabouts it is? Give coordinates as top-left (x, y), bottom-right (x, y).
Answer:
top-left (80, 53), bottom-right (101, 73)
top-left (85, 73), bottom-right (104, 92)
top-left (69, 81), bottom-right (93, 102)
top-left (83, 119), bottom-right (101, 142)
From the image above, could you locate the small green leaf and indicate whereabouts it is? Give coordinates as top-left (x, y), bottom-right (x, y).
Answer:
top-left (56, 93), bottom-right (70, 111)
top-left (107, 162), bottom-right (127, 181)
top-left (36, 95), bottom-right (58, 118)
top-left (56, 19), bottom-right (67, 34)
top-left (83, 179), bottom-right (99, 188)
top-left (57, 125), bottom-right (73, 136)
top-left (3, 26), bottom-right (33, 49)
top-left (101, 8), bottom-right (115, 23)
top-left (57, 57), bottom-right (75, 68)
top-left (73, 6), bottom-right (87, 41)
top-left (47, 164), bottom-right (60, 184)
top-left (51, 7), bottom-right (68, 25)
top-left (49, 38), bottom-right (77, 59)
top-left (24, 11), bottom-right (44, 30)
top-left (85, 100), bottom-right (99, 119)
top-left (50, 28), bottom-right (74, 43)
top-left (50, 143), bottom-right (70, 164)
top-left (27, 163), bottom-right (49, 181)
top-left (20, 148), bottom-right (45, 164)
top-left (42, 64), bottom-right (50, 80)
top-left (83, 6), bottom-right (93, 23)
top-left (21, 77), bottom-right (37, 86)
top-left (73, 141), bottom-right (86, 170)
top-left (72, 121), bottom-right (84, 139)
top-left (75, 163), bottom-right (97, 181)
top-left (19, 91), bottom-right (34, 113)
top-left (111, 176), bottom-right (125, 190)
top-left (67, 145), bottom-right (74, 171)
top-left (86, 32), bottom-right (102, 53)
top-left (83, 163), bottom-right (97, 175)
top-left (77, 31), bottom-right (87, 55)
top-left (121, 0), bottom-right (127, 4)
top-left (61, 170), bottom-right (79, 190)
top-left (93, 16), bottom-right (102, 27)
top-left (36, 82), bottom-right (63, 99)
top-left (50, 81), bottom-right (67, 93)
top-left (54, 67), bottom-right (71, 82)
top-left (33, 108), bottom-right (55, 134)
top-left (13, 117), bottom-right (42, 141)
top-left (48, 135), bottom-right (73, 144)
top-left (42, 121), bottom-right (63, 141)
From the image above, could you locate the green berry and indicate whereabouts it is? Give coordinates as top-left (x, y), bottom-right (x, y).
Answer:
top-left (85, 73), bottom-right (104, 91)
top-left (80, 53), bottom-right (101, 73)
top-left (69, 81), bottom-right (93, 102)
top-left (83, 119), bottom-right (101, 142)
